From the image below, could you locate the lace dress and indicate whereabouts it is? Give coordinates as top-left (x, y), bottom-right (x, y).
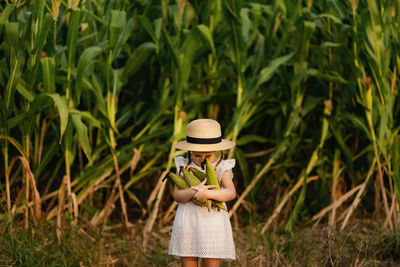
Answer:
top-left (168, 156), bottom-right (236, 260)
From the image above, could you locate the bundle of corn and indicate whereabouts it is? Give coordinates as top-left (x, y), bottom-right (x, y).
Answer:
top-left (168, 172), bottom-right (207, 208)
top-left (167, 162), bottom-right (226, 212)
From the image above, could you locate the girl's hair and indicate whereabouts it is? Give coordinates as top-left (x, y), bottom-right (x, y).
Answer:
top-left (179, 151), bottom-right (192, 176)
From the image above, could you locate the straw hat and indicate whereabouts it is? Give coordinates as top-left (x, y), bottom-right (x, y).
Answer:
top-left (174, 119), bottom-right (235, 151)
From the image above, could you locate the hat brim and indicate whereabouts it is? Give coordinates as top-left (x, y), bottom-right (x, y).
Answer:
top-left (174, 139), bottom-right (235, 152)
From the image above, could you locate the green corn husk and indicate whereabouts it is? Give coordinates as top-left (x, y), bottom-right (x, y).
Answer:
top-left (168, 172), bottom-right (206, 207)
top-left (168, 172), bottom-right (189, 189)
top-left (181, 167), bottom-right (202, 186)
top-left (212, 201), bottom-right (227, 212)
top-left (181, 168), bottom-right (212, 211)
top-left (189, 167), bottom-right (207, 181)
top-left (190, 166), bottom-right (227, 212)
top-left (205, 158), bottom-right (220, 189)
top-left (205, 158), bottom-right (227, 212)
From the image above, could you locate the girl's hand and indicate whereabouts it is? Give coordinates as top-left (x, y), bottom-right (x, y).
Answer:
top-left (193, 189), bottom-right (209, 202)
top-left (191, 179), bottom-right (217, 202)
top-left (191, 178), bottom-right (217, 192)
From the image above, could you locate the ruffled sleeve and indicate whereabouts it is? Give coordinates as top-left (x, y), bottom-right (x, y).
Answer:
top-left (216, 159), bottom-right (236, 181)
top-left (174, 156), bottom-right (188, 173)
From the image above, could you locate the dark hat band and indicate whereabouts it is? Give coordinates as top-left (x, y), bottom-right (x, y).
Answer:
top-left (186, 136), bottom-right (222, 144)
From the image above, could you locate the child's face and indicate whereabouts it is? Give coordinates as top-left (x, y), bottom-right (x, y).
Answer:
top-left (191, 151), bottom-right (217, 167)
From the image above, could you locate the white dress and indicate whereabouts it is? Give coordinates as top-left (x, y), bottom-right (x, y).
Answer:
top-left (168, 156), bottom-right (236, 260)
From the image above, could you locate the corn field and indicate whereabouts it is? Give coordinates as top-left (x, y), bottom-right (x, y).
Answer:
top-left (0, 0), bottom-right (399, 242)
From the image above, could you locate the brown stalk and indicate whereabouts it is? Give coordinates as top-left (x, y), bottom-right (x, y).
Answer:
top-left (162, 201), bottom-right (178, 225)
top-left (112, 153), bottom-right (130, 231)
top-left (244, 147), bottom-right (276, 158)
top-left (376, 161), bottom-right (392, 228)
top-left (126, 189), bottom-right (147, 217)
top-left (130, 148), bottom-right (141, 177)
top-left (100, 152), bottom-right (131, 232)
top-left (261, 175), bottom-right (321, 234)
top-left (351, 0), bottom-right (357, 15)
top-left (146, 172), bottom-right (164, 212)
top-left (179, 0), bottom-right (186, 17)
top-left (57, 175), bottom-right (67, 243)
top-left (10, 185), bottom-right (25, 220)
top-left (383, 191), bottom-right (397, 229)
top-left (38, 119), bottom-right (47, 166)
top-left (143, 170), bottom-right (168, 248)
top-left (102, 175), bottom-right (120, 228)
top-left (312, 184), bottom-right (363, 225)
top-left (230, 156), bottom-right (276, 218)
top-left (6, 156), bottom-right (42, 224)
top-left (24, 168), bottom-right (30, 229)
top-left (2, 190), bottom-right (58, 220)
top-left (77, 170), bottom-right (112, 205)
top-left (341, 159), bottom-right (376, 230)
top-left (329, 156), bottom-right (341, 228)
top-left (71, 192), bottom-right (79, 227)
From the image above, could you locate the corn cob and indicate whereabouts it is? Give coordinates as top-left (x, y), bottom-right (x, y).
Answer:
top-left (169, 172), bottom-right (190, 189)
top-left (205, 158), bottom-right (220, 189)
top-left (182, 167), bottom-right (212, 211)
top-left (205, 158), bottom-right (227, 212)
top-left (181, 167), bottom-right (202, 186)
top-left (191, 165), bottom-right (227, 212)
top-left (212, 200), bottom-right (227, 211)
top-left (168, 172), bottom-right (206, 207)
top-left (188, 167), bottom-right (207, 182)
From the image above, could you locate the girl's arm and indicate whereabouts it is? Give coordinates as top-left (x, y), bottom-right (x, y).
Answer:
top-left (172, 184), bottom-right (197, 203)
top-left (172, 179), bottom-right (215, 203)
top-left (193, 170), bottom-right (236, 202)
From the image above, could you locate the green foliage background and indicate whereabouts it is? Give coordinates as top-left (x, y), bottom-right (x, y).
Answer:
top-left (0, 0), bottom-right (400, 230)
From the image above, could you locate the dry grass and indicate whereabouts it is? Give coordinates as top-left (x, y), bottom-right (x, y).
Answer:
top-left (1, 217), bottom-right (400, 266)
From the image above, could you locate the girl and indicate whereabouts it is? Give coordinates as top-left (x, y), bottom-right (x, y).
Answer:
top-left (169, 119), bottom-right (236, 267)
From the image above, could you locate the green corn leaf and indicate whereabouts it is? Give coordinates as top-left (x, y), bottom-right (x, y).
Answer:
top-left (178, 29), bottom-right (201, 86)
top-left (34, 141), bottom-right (58, 178)
top-left (109, 10), bottom-right (126, 48)
top-left (15, 80), bottom-right (35, 102)
top-left (33, 0), bottom-right (45, 24)
top-left (320, 41), bottom-right (342, 50)
top-left (69, 109), bottom-right (102, 128)
top-left (47, 93), bottom-right (69, 142)
top-left (76, 46), bottom-right (103, 98)
top-left (137, 15), bottom-right (158, 42)
top-left (195, 24), bottom-right (216, 56)
top-left (234, 147), bottom-right (250, 186)
top-left (6, 113), bottom-right (32, 130)
top-left (0, 5), bottom-right (15, 25)
top-left (0, 135), bottom-right (28, 160)
top-left (71, 113), bottom-right (92, 162)
top-left (67, 8), bottom-right (82, 68)
top-left (34, 13), bottom-right (52, 57)
top-left (4, 22), bottom-right (20, 114)
top-left (40, 57), bottom-right (56, 93)
top-left (162, 28), bottom-right (179, 67)
top-left (0, 97), bottom-right (7, 132)
top-left (285, 175), bottom-right (307, 232)
top-left (342, 113), bottom-right (372, 140)
top-left (123, 42), bottom-right (156, 78)
top-left (112, 17), bottom-right (135, 61)
top-left (236, 134), bottom-right (268, 146)
top-left (256, 53), bottom-right (295, 88)
top-left (393, 135), bottom-right (400, 203)
top-left (4, 55), bottom-right (19, 113)
top-left (306, 69), bottom-right (348, 84)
